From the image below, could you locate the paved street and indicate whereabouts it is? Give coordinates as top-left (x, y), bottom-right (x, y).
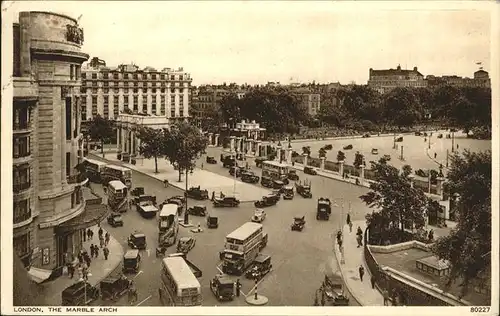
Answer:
top-left (86, 147), bottom-right (371, 306)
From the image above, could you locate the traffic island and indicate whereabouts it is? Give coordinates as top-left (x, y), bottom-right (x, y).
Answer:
top-left (245, 294), bottom-right (269, 306)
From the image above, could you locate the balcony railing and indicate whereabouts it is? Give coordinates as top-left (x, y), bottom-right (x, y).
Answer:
top-left (13, 122), bottom-right (31, 131)
top-left (13, 182), bottom-right (31, 193)
top-left (67, 173), bottom-right (88, 184)
top-left (13, 151), bottom-right (31, 159)
top-left (14, 209), bottom-right (32, 224)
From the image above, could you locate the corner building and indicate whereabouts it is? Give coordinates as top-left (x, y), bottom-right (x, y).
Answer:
top-left (13, 11), bottom-right (105, 281)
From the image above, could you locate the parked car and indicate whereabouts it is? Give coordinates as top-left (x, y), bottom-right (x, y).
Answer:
top-left (100, 275), bottom-right (132, 301)
top-left (229, 166), bottom-right (242, 177)
top-left (371, 148), bottom-right (378, 155)
top-left (282, 185), bottom-right (294, 200)
top-left (322, 272), bottom-right (349, 306)
top-left (241, 171), bottom-right (259, 184)
top-left (260, 176), bottom-right (273, 188)
top-left (245, 254), bottom-right (272, 280)
top-left (61, 281), bottom-right (100, 306)
top-left (303, 166), bottom-right (318, 175)
top-left (287, 170), bottom-right (299, 181)
top-left (210, 274), bottom-right (235, 301)
top-left (213, 196), bottom-right (240, 208)
top-left (187, 205), bottom-right (207, 216)
top-left (272, 179), bottom-right (285, 190)
top-left (254, 194), bottom-right (279, 208)
top-left (343, 144), bottom-right (353, 150)
top-left (251, 209), bottom-right (267, 223)
top-left (291, 216), bottom-right (306, 231)
top-left (122, 249), bottom-right (141, 274)
top-left (176, 236), bottom-right (196, 253)
top-left (362, 133), bottom-right (371, 138)
top-left (206, 156), bottom-right (217, 164)
top-left (127, 232), bottom-right (147, 250)
top-left (186, 186), bottom-right (209, 200)
top-left (107, 213), bottom-right (124, 227)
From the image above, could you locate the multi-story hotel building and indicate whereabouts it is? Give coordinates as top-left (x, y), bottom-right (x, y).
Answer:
top-left (426, 69), bottom-right (491, 88)
top-left (80, 58), bottom-right (192, 122)
top-left (12, 11), bottom-right (106, 282)
top-left (291, 87), bottom-right (321, 116)
top-left (367, 65), bottom-right (427, 94)
top-left (191, 86), bottom-right (232, 128)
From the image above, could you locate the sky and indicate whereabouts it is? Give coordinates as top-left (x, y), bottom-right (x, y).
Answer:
top-left (3, 1), bottom-right (494, 85)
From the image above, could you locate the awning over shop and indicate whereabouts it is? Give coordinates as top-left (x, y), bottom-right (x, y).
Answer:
top-left (55, 203), bottom-right (108, 234)
top-left (27, 267), bottom-right (52, 284)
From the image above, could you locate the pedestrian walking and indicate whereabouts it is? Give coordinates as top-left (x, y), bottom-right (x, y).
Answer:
top-left (103, 246), bottom-right (110, 260)
top-left (358, 265), bottom-right (365, 282)
top-left (338, 238), bottom-right (343, 249)
top-left (211, 191), bottom-right (215, 201)
top-left (346, 213), bottom-right (351, 226)
top-left (457, 144), bottom-right (459, 150)
top-left (89, 244), bottom-right (94, 258)
top-left (434, 152), bottom-right (437, 159)
top-left (68, 264), bottom-right (75, 279)
top-left (336, 230), bottom-right (342, 242)
top-left (370, 275), bottom-right (376, 289)
top-left (83, 230), bottom-right (87, 242)
top-left (95, 245), bottom-right (100, 259)
top-left (98, 227), bottom-right (103, 239)
top-left (201, 162), bottom-right (204, 169)
top-left (391, 289), bottom-right (398, 306)
top-left (105, 232), bottom-right (110, 246)
top-left (383, 289), bottom-right (390, 306)
top-left (100, 236), bottom-right (105, 248)
top-left (357, 234), bottom-right (363, 248)
top-left (428, 229), bottom-right (434, 243)
top-left (356, 226), bottom-right (363, 236)
top-left (235, 279), bottom-right (241, 297)
top-left (87, 229), bottom-right (92, 240)
top-left (349, 221), bottom-right (353, 233)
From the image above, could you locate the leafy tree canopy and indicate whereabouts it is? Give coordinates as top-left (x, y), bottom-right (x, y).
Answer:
top-left (87, 115), bottom-right (114, 154)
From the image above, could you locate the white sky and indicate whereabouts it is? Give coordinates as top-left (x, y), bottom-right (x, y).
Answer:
top-left (3, 1), bottom-right (494, 85)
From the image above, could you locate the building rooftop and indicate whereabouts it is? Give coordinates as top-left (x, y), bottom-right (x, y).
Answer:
top-left (373, 247), bottom-right (490, 305)
top-left (370, 65), bottom-right (424, 77)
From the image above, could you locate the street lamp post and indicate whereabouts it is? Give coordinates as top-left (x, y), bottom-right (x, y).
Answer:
top-left (451, 131), bottom-right (455, 153)
top-left (184, 166), bottom-right (189, 225)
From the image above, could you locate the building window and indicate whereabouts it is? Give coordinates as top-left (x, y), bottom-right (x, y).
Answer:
top-left (114, 88), bottom-right (119, 93)
top-left (13, 199), bottom-right (31, 224)
top-left (171, 108), bottom-right (175, 118)
top-left (170, 75), bottom-right (175, 80)
top-left (160, 95), bottom-right (165, 115)
top-left (124, 73), bottom-right (129, 80)
top-left (103, 81), bottom-right (109, 87)
top-left (103, 88), bottom-right (109, 94)
top-left (152, 88), bottom-right (157, 93)
top-left (171, 88), bottom-right (175, 94)
top-left (82, 73), bottom-right (86, 79)
top-left (91, 73), bottom-right (97, 79)
top-left (92, 88), bottom-right (97, 94)
top-left (161, 88), bottom-right (165, 93)
top-left (179, 75), bottom-right (183, 81)
top-left (133, 88), bottom-right (138, 94)
top-left (81, 111), bottom-right (87, 121)
top-left (124, 88), bottom-right (129, 93)
top-left (14, 232), bottom-right (30, 258)
top-left (65, 97), bottom-right (72, 140)
top-left (92, 96), bottom-right (97, 116)
top-left (13, 136), bottom-right (30, 158)
top-left (113, 73), bottom-right (119, 80)
top-left (103, 73), bottom-right (109, 80)
top-left (133, 74), bottom-right (138, 80)
top-left (70, 65), bottom-right (75, 80)
top-left (113, 98), bottom-right (119, 116)
top-left (133, 96), bottom-right (138, 111)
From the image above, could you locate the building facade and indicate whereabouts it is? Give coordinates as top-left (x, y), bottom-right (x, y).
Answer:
top-left (426, 69), bottom-right (491, 88)
top-left (367, 65), bottom-right (427, 94)
top-left (80, 59), bottom-right (192, 122)
top-left (12, 11), bottom-right (106, 281)
top-left (291, 88), bottom-right (321, 116)
top-left (191, 87), bottom-right (232, 128)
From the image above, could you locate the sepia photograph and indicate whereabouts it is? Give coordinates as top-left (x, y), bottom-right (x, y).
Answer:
top-left (1, 1), bottom-right (498, 315)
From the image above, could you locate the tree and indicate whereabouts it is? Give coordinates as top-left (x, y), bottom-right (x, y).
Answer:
top-left (383, 88), bottom-right (422, 128)
top-left (302, 146), bottom-right (311, 156)
top-left (164, 122), bottom-right (208, 182)
top-left (87, 115), bottom-right (114, 156)
top-left (336, 150), bottom-right (346, 162)
top-left (318, 148), bottom-right (327, 158)
top-left (353, 151), bottom-right (365, 168)
top-left (136, 127), bottom-right (166, 174)
top-left (431, 150), bottom-right (491, 297)
top-left (360, 158), bottom-right (428, 244)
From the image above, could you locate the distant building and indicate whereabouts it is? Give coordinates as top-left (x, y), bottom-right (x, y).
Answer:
top-left (81, 59), bottom-right (192, 122)
top-left (367, 65), bottom-right (427, 94)
top-left (291, 87), bottom-right (321, 116)
top-left (191, 87), bottom-right (232, 128)
top-left (426, 69), bottom-right (491, 88)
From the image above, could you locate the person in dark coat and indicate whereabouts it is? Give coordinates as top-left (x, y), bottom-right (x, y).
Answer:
top-left (87, 229), bottom-right (92, 240)
top-left (346, 213), bottom-right (351, 225)
top-left (103, 246), bottom-right (110, 260)
top-left (89, 244), bottom-right (95, 258)
top-left (357, 234), bottom-right (363, 248)
top-left (428, 229), bottom-right (434, 243)
top-left (105, 232), bottom-right (110, 246)
top-left (358, 265), bottom-right (365, 282)
top-left (383, 289), bottom-right (390, 306)
top-left (235, 279), bottom-right (241, 297)
top-left (370, 275), bottom-right (376, 289)
top-left (98, 227), bottom-right (104, 239)
top-left (357, 226), bottom-right (363, 236)
top-left (94, 245), bottom-right (100, 258)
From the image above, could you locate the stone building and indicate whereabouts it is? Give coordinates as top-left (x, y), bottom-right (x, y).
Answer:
top-left (190, 87), bottom-right (231, 128)
top-left (367, 65), bottom-right (427, 94)
top-left (426, 69), bottom-right (491, 88)
top-left (80, 59), bottom-right (192, 121)
top-left (291, 87), bottom-right (321, 116)
top-left (12, 11), bottom-right (106, 282)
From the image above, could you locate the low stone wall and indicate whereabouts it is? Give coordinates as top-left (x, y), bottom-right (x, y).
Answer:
top-left (324, 160), bottom-right (340, 172)
top-left (369, 240), bottom-right (432, 254)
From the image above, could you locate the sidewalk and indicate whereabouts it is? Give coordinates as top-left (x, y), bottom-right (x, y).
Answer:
top-left (41, 225), bottom-right (124, 305)
top-left (90, 154), bottom-right (271, 202)
top-left (333, 220), bottom-right (384, 306)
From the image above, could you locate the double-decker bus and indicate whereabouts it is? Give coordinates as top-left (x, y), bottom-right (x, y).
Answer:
top-left (108, 180), bottom-right (129, 213)
top-left (158, 204), bottom-right (179, 246)
top-left (101, 165), bottom-right (132, 188)
top-left (221, 222), bottom-right (267, 275)
top-left (261, 160), bottom-right (289, 182)
top-left (82, 158), bottom-right (108, 183)
top-left (159, 256), bottom-right (202, 306)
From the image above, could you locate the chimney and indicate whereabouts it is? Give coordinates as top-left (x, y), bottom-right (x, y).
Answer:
top-left (413, 67), bottom-right (418, 71)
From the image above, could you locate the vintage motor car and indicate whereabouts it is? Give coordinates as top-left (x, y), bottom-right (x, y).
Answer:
top-left (343, 144), bottom-right (353, 150)
top-left (272, 179), bottom-right (285, 190)
top-left (207, 215), bottom-right (219, 228)
top-left (241, 171), bottom-right (259, 184)
top-left (371, 148), bottom-right (379, 155)
top-left (255, 157), bottom-right (267, 168)
top-left (415, 131), bottom-right (422, 136)
top-left (254, 194), bottom-right (279, 208)
top-left (127, 232), bottom-right (147, 250)
top-left (133, 194), bottom-right (157, 206)
top-left (295, 180), bottom-right (313, 198)
top-left (251, 208), bottom-right (267, 223)
top-left (107, 213), bottom-right (124, 227)
top-left (271, 190), bottom-right (282, 199)
top-left (176, 236), bottom-right (196, 253)
top-left (187, 204), bottom-right (207, 216)
top-left (322, 271), bottom-right (349, 306)
top-left (100, 275), bottom-right (133, 301)
top-left (303, 166), bottom-right (318, 176)
top-left (61, 281), bottom-right (100, 306)
top-left (166, 196), bottom-right (185, 214)
top-left (282, 185), bottom-right (294, 200)
top-left (122, 249), bottom-right (141, 274)
top-left (221, 155), bottom-right (237, 168)
top-left (210, 274), bottom-right (235, 301)
top-left (187, 186), bottom-right (209, 200)
top-left (291, 216), bottom-right (306, 231)
top-left (136, 198), bottom-right (159, 219)
top-left (317, 197), bottom-right (332, 220)
top-left (245, 254), bottom-right (272, 280)
top-left (213, 196), bottom-right (240, 208)
top-left (260, 176), bottom-right (273, 188)
top-left (287, 169), bottom-right (299, 181)
top-left (131, 187), bottom-right (145, 196)
top-left (362, 133), bottom-right (371, 138)
top-left (206, 156), bottom-right (217, 164)
top-left (396, 136), bottom-right (404, 142)
top-left (229, 166), bottom-right (243, 177)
